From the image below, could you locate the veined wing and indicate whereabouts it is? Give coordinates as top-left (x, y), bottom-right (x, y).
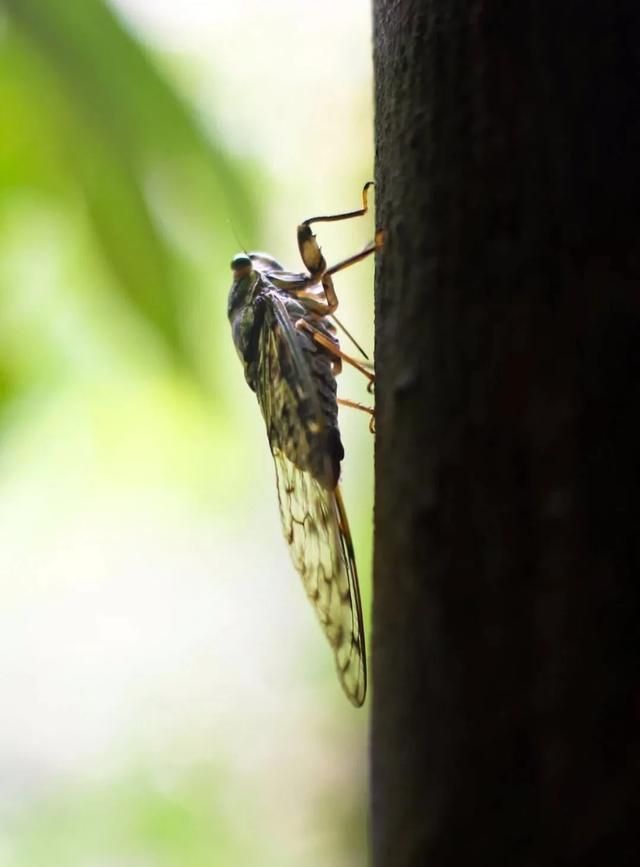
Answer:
top-left (255, 290), bottom-right (367, 706)
top-left (272, 452), bottom-right (366, 706)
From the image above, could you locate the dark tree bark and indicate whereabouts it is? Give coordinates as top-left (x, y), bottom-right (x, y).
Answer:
top-left (371, 3), bottom-right (640, 865)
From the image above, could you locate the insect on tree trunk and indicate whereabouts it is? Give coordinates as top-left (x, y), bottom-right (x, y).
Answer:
top-left (370, 2), bottom-right (640, 865)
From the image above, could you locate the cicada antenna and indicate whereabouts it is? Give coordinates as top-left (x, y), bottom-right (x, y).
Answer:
top-left (227, 218), bottom-right (249, 255)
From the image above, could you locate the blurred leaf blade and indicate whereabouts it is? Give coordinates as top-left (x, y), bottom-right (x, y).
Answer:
top-left (0, 0), bottom-right (256, 377)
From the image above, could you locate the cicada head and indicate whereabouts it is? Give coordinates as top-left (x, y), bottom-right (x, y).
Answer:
top-left (228, 251), bottom-right (285, 390)
top-left (227, 253), bottom-right (255, 317)
top-left (227, 252), bottom-right (284, 316)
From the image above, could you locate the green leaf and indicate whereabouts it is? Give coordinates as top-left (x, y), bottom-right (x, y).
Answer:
top-left (0, 0), bottom-right (256, 376)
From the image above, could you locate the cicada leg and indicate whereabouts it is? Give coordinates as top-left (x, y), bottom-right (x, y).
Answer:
top-left (294, 318), bottom-right (375, 386)
top-left (267, 177), bottom-right (382, 318)
top-left (338, 398), bottom-right (376, 434)
top-left (318, 230), bottom-right (384, 310)
top-left (297, 182), bottom-right (374, 282)
top-left (270, 230), bottom-right (383, 317)
top-left (295, 318), bottom-right (376, 433)
top-left (302, 182), bottom-right (374, 231)
top-left (268, 184), bottom-right (380, 312)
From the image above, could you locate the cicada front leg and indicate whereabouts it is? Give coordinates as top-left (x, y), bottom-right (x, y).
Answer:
top-left (269, 232), bottom-right (382, 317)
top-left (296, 182), bottom-right (375, 307)
top-left (267, 182), bottom-right (382, 317)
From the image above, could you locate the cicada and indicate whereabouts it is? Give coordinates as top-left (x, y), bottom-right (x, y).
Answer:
top-left (227, 184), bottom-right (380, 706)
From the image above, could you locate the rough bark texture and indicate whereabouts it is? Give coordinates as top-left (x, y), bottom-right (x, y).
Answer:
top-left (371, 2), bottom-right (640, 865)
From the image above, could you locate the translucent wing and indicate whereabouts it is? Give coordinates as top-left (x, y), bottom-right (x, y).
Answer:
top-left (256, 291), bottom-right (367, 706)
top-left (272, 452), bottom-right (366, 705)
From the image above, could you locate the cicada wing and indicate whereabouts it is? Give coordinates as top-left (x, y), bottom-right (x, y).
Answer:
top-left (255, 291), bottom-right (367, 706)
top-left (271, 449), bottom-right (367, 706)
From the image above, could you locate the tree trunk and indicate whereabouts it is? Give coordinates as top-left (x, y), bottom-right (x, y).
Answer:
top-left (371, 3), bottom-right (640, 865)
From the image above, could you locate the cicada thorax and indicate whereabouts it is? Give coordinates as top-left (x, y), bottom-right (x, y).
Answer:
top-left (272, 294), bottom-right (344, 491)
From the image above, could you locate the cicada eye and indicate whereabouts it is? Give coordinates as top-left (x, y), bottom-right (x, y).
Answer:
top-left (231, 253), bottom-right (252, 279)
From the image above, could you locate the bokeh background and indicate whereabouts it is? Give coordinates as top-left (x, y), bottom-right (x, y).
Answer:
top-left (0, 1), bottom-right (375, 864)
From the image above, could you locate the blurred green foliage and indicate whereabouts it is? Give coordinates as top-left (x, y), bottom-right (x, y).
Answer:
top-left (8, 771), bottom-right (245, 867)
top-left (5, 763), bottom-right (365, 867)
top-left (0, 0), bottom-right (256, 403)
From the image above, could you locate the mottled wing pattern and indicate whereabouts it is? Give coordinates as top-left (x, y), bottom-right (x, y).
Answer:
top-left (272, 453), bottom-right (366, 706)
top-left (255, 292), bottom-right (367, 706)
